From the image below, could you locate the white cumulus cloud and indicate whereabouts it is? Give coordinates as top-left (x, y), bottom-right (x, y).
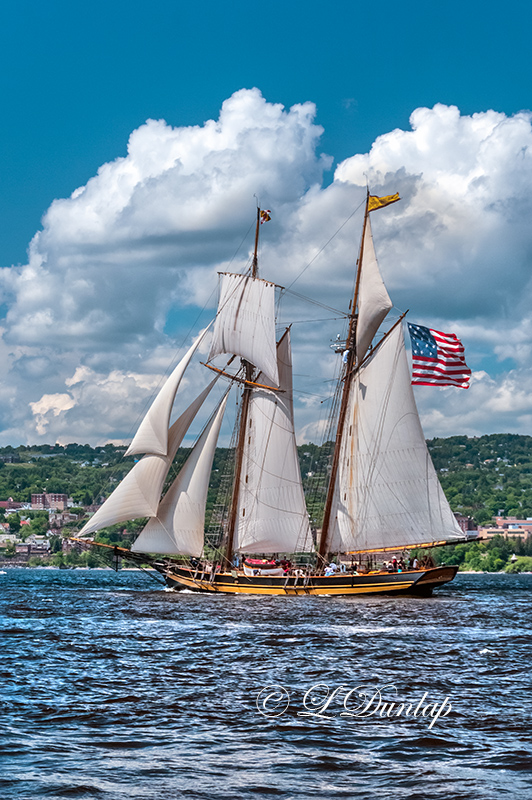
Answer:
top-left (1, 92), bottom-right (532, 445)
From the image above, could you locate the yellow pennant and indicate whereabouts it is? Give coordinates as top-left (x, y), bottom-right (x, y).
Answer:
top-left (367, 193), bottom-right (400, 212)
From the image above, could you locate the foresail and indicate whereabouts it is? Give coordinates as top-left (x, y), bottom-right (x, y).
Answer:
top-left (78, 379), bottom-right (218, 537)
top-left (126, 328), bottom-right (209, 458)
top-left (132, 392), bottom-right (228, 556)
top-left (355, 214), bottom-right (393, 363)
top-left (329, 323), bottom-right (463, 552)
top-left (208, 272), bottom-right (279, 387)
top-left (235, 331), bottom-right (311, 554)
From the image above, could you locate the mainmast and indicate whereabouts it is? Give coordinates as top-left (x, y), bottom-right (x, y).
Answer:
top-left (224, 207), bottom-right (262, 566)
top-left (318, 192), bottom-right (370, 561)
top-left (319, 190), bottom-right (400, 560)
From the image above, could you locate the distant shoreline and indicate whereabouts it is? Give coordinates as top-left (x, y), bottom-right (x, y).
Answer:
top-left (1, 565), bottom-right (531, 575)
top-left (0, 565), bottom-right (154, 571)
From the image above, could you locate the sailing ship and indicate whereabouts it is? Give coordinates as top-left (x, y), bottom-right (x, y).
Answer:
top-left (75, 192), bottom-right (465, 595)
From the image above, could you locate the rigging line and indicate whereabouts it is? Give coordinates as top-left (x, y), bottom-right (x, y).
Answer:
top-left (132, 561), bottom-right (167, 586)
top-left (281, 197), bottom-right (366, 293)
top-left (277, 315), bottom-right (347, 326)
top-left (108, 292), bottom-right (217, 499)
top-left (90, 219), bottom-right (250, 515)
top-left (281, 287), bottom-right (347, 316)
top-left (292, 387), bottom-right (332, 401)
top-left (120, 215), bottom-right (257, 458)
top-left (226, 219), bottom-right (256, 271)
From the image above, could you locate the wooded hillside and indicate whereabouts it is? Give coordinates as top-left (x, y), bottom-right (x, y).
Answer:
top-left (2, 433), bottom-right (532, 526)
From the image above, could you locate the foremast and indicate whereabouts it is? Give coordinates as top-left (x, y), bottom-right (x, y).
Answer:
top-left (224, 207), bottom-right (261, 567)
top-left (220, 208), bottom-right (310, 564)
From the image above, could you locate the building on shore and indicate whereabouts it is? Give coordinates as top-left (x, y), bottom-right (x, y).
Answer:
top-left (15, 536), bottom-right (51, 556)
top-left (0, 498), bottom-right (25, 511)
top-left (31, 493), bottom-right (68, 511)
top-left (478, 517), bottom-right (532, 541)
top-left (494, 516), bottom-right (532, 532)
top-left (454, 513), bottom-right (478, 538)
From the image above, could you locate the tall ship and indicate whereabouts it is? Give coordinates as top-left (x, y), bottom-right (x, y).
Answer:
top-left (75, 192), bottom-right (466, 595)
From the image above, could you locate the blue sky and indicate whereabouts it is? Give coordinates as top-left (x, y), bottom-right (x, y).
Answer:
top-left (2, 0), bottom-right (530, 267)
top-left (1, 0), bottom-right (532, 445)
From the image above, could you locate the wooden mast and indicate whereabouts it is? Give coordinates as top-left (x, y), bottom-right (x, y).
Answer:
top-left (318, 190), bottom-right (370, 561)
top-left (224, 207), bottom-right (262, 568)
top-left (251, 206), bottom-right (260, 278)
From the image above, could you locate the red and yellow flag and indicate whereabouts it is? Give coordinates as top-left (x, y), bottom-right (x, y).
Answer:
top-left (367, 193), bottom-right (400, 212)
top-left (260, 209), bottom-right (271, 224)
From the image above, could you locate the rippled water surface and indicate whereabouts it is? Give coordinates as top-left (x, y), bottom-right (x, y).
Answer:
top-left (1, 568), bottom-right (532, 799)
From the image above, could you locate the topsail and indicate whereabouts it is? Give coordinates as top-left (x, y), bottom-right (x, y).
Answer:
top-left (208, 273), bottom-right (279, 386)
top-left (355, 213), bottom-right (393, 363)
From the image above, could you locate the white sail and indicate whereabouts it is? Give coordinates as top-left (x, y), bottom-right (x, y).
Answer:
top-left (355, 214), bottom-right (393, 363)
top-left (78, 380), bottom-right (217, 537)
top-left (208, 272), bottom-right (279, 387)
top-left (132, 392), bottom-right (228, 556)
top-left (126, 328), bottom-right (209, 458)
top-left (235, 331), bottom-right (311, 554)
top-left (329, 323), bottom-right (463, 552)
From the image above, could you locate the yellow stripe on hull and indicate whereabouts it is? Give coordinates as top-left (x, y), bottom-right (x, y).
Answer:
top-left (166, 579), bottom-right (416, 595)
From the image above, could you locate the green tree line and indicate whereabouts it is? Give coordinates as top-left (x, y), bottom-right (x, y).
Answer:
top-left (4, 434), bottom-right (532, 571)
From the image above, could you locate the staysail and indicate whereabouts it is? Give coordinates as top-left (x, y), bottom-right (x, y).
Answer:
top-left (78, 379), bottom-right (218, 537)
top-left (235, 330), bottom-right (311, 554)
top-left (208, 272), bottom-right (279, 387)
top-left (131, 392), bottom-right (228, 556)
top-left (126, 328), bottom-right (209, 458)
top-left (328, 322), bottom-right (464, 552)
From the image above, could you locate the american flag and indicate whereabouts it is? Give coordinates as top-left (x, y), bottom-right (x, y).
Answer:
top-left (407, 323), bottom-right (471, 388)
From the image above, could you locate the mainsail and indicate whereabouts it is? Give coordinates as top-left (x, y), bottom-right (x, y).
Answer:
top-left (208, 272), bottom-right (279, 387)
top-left (328, 322), bottom-right (464, 552)
top-left (234, 331), bottom-right (311, 554)
top-left (131, 392), bottom-right (228, 556)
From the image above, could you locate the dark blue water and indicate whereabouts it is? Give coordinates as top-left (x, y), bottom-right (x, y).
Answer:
top-left (1, 569), bottom-right (531, 800)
